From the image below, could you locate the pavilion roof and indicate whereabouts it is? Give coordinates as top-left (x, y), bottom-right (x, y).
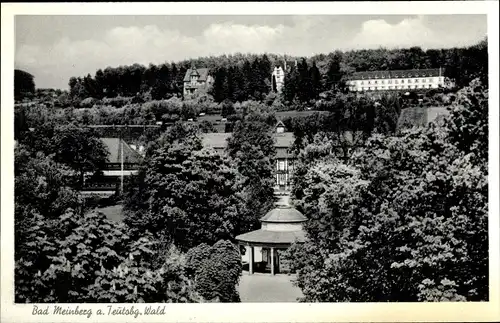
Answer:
top-left (235, 229), bottom-right (306, 245)
top-left (260, 206), bottom-right (307, 223)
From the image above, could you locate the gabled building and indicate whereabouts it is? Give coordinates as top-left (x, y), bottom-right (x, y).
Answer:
top-left (183, 65), bottom-right (214, 97)
top-left (346, 68), bottom-right (454, 92)
top-left (82, 137), bottom-right (143, 195)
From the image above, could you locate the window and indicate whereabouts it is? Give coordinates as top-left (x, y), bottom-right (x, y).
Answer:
top-left (401, 80), bottom-right (405, 84)
top-left (382, 80), bottom-right (385, 84)
top-left (368, 81), bottom-right (371, 84)
top-left (388, 79), bottom-right (392, 84)
top-left (408, 79), bottom-right (412, 83)
top-left (395, 80), bottom-right (399, 84)
top-left (422, 79), bottom-right (426, 83)
top-left (279, 161), bottom-right (285, 171)
top-left (429, 78), bottom-right (433, 83)
top-left (360, 81), bottom-right (364, 85)
top-left (415, 79), bottom-right (419, 83)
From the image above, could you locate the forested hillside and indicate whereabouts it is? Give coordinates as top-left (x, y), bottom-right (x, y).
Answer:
top-left (61, 38), bottom-right (487, 105)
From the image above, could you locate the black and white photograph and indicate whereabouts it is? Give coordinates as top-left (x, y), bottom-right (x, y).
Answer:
top-left (1, 1), bottom-right (499, 322)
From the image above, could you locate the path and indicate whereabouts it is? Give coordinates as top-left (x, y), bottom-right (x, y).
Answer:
top-left (237, 271), bottom-right (303, 302)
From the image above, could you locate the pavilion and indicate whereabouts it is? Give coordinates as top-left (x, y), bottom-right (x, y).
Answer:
top-left (236, 198), bottom-right (307, 275)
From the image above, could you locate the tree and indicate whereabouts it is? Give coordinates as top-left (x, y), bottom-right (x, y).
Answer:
top-left (272, 75), bottom-right (277, 93)
top-left (185, 240), bottom-right (242, 302)
top-left (309, 61), bottom-right (321, 99)
top-left (285, 79), bottom-right (488, 302)
top-left (146, 145), bottom-right (246, 250)
top-left (211, 67), bottom-right (229, 103)
top-left (297, 58), bottom-right (311, 102)
top-left (15, 145), bottom-right (80, 220)
top-left (326, 52), bottom-right (344, 91)
top-left (15, 210), bottom-right (202, 303)
top-left (15, 69), bottom-right (35, 101)
top-left (125, 123), bottom-right (247, 251)
top-left (226, 106), bottom-right (277, 231)
top-left (50, 125), bottom-right (109, 188)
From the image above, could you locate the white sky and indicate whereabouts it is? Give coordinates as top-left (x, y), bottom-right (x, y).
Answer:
top-left (15, 15), bottom-right (487, 89)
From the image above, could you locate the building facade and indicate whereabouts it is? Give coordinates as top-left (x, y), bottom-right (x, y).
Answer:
top-left (82, 137), bottom-right (143, 196)
top-left (346, 68), bottom-right (453, 92)
top-left (271, 66), bottom-right (285, 94)
top-left (183, 66), bottom-right (214, 97)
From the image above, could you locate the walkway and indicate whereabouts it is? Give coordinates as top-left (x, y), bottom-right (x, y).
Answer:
top-left (237, 271), bottom-right (303, 302)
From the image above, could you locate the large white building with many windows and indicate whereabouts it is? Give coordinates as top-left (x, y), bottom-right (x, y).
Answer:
top-left (346, 68), bottom-right (453, 92)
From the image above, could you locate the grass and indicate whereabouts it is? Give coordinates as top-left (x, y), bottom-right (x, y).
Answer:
top-left (397, 106), bottom-right (428, 129)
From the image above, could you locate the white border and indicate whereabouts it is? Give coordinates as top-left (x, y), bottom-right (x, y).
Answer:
top-left (2, 2), bottom-right (499, 322)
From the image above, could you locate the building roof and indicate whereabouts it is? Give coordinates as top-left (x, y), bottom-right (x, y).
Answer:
top-left (275, 132), bottom-right (294, 147)
top-left (201, 133), bottom-right (231, 149)
top-left (183, 67), bottom-right (210, 82)
top-left (349, 68), bottom-right (443, 80)
top-left (201, 132), bottom-right (295, 150)
top-left (101, 138), bottom-right (143, 164)
top-left (260, 206), bottom-right (307, 223)
top-left (235, 229), bottom-right (306, 245)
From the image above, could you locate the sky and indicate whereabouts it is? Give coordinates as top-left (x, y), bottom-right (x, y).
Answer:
top-left (14, 15), bottom-right (487, 89)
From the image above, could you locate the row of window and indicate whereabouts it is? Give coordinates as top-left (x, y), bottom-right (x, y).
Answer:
top-left (351, 84), bottom-right (435, 91)
top-left (352, 77), bottom-right (444, 86)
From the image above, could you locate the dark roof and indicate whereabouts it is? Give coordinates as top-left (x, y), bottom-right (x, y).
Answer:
top-left (260, 206), bottom-right (307, 223)
top-left (183, 67), bottom-right (210, 82)
top-left (349, 68), bottom-right (443, 80)
top-left (235, 229), bottom-right (306, 245)
top-left (101, 138), bottom-right (143, 164)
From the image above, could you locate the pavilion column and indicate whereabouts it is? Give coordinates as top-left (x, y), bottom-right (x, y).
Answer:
top-left (249, 246), bottom-right (254, 275)
top-left (270, 247), bottom-right (275, 275)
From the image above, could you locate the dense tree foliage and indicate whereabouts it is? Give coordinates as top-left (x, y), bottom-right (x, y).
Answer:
top-left (285, 79), bottom-right (488, 302)
top-left (185, 240), bottom-right (242, 302)
top-left (226, 103), bottom-right (277, 231)
top-left (15, 134), bottom-right (207, 303)
top-left (20, 123), bottom-right (109, 188)
top-left (15, 210), bottom-right (202, 303)
top-left (15, 69), bottom-right (36, 101)
top-left (65, 39), bottom-right (487, 105)
top-left (123, 123), bottom-right (248, 251)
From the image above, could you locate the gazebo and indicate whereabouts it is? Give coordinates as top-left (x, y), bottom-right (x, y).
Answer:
top-left (236, 202), bottom-right (307, 275)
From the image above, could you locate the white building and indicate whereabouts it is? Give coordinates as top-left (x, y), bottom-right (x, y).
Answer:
top-left (346, 68), bottom-right (453, 92)
top-left (271, 66), bottom-right (285, 93)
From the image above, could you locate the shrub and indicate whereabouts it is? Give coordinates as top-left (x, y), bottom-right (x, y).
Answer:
top-left (185, 240), bottom-right (242, 302)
